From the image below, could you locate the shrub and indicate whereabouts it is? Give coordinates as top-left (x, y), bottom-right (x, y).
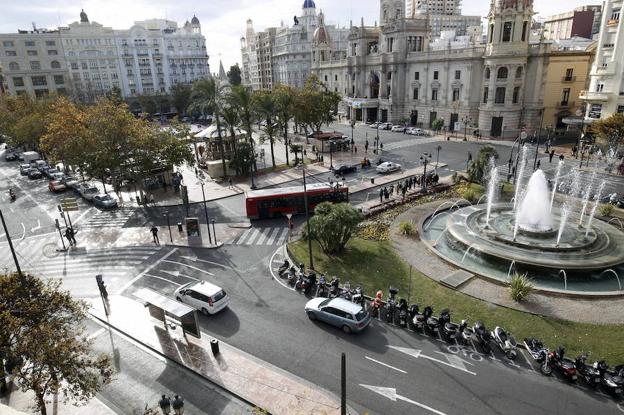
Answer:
top-left (308, 202), bottom-right (362, 254)
top-left (509, 272), bottom-right (534, 302)
top-left (398, 221), bottom-right (415, 236)
top-left (460, 187), bottom-right (476, 203)
top-left (598, 203), bottom-right (614, 217)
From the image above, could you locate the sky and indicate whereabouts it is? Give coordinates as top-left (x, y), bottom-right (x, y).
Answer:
top-left (0, 0), bottom-right (600, 71)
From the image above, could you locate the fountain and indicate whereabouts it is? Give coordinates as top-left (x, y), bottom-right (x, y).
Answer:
top-left (578, 173), bottom-right (596, 225)
top-left (485, 158), bottom-right (499, 227)
top-left (550, 160), bottom-right (564, 211)
top-left (607, 218), bottom-right (624, 230)
top-left (601, 269), bottom-right (622, 291)
top-left (420, 168), bottom-right (624, 295)
top-left (513, 146), bottom-right (529, 211)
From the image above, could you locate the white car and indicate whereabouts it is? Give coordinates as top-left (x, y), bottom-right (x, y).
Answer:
top-left (407, 128), bottom-right (426, 136)
top-left (391, 125), bottom-right (406, 133)
top-left (369, 122), bottom-right (380, 129)
top-left (379, 122), bottom-right (393, 130)
top-left (174, 280), bottom-right (230, 315)
top-left (376, 161), bottom-right (402, 174)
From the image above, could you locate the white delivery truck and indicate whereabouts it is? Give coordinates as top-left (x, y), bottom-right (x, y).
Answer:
top-left (22, 151), bottom-right (41, 164)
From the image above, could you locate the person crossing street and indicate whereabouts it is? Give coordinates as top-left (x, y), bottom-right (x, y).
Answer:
top-left (151, 225), bottom-right (160, 244)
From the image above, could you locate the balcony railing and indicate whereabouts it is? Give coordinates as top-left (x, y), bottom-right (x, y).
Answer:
top-left (580, 90), bottom-right (610, 101)
top-left (562, 76), bottom-right (576, 82)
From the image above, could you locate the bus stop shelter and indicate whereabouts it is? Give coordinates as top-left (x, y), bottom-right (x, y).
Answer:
top-left (133, 288), bottom-right (200, 338)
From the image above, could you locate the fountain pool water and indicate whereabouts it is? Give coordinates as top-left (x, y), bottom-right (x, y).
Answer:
top-left (420, 170), bottom-right (624, 295)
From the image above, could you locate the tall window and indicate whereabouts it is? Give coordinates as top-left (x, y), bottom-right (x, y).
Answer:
top-left (455, 70), bottom-right (461, 80)
top-left (452, 88), bottom-right (460, 101)
top-left (521, 21), bottom-right (528, 42)
top-left (50, 61), bottom-right (61, 69)
top-left (387, 37), bottom-right (394, 52)
top-left (414, 71), bottom-right (419, 80)
top-left (12, 77), bottom-right (24, 87)
top-left (485, 68), bottom-right (490, 79)
top-left (495, 87), bottom-right (506, 104)
top-left (512, 87), bottom-right (520, 104)
top-left (431, 88), bottom-right (438, 101)
top-left (8, 62), bottom-right (19, 70)
top-left (516, 67), bottom-right (523, 79)
top-left (433, 70), bottom-right (439, 80)
top-left (497, 67), bottom-right (508, 79)
top-left (502, 22), bottom-right (513, 42)
top-left (488, 24), bottom-right (494, 44)
top-left (483, 87), bottom-right (489, 103)
top-left (31, 76), bottom-right (47, 86)
top-left (30, 61), bottom-right (41, 70)
top-left (561, 88), bottom-right (570, 105)
top-left (413, 88), bottom-right (419, 100)
top-left (565, 68), bottom-right (573, 81)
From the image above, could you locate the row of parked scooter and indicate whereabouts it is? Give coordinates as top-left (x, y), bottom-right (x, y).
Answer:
top-left (277, 260), bottom-right (624, 399)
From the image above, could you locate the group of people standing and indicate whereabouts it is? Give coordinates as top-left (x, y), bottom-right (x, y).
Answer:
top-left (378, 176), bottom-right (417, 203)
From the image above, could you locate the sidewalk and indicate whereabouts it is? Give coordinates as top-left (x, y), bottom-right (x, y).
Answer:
top-left (0, 385), bottom-right (114, 415)
top-left (89, 295), bottom-right (345, 415)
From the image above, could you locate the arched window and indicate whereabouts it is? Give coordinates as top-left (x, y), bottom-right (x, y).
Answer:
top-left (51, 60), bottom-right (61, 69)
top-left (8, 62), bottom-right (19, 71)
top-left (485, 68), bottom-right (490, 79)
top-left (497, 67), bottom-right (508, 79)
top-left (515, 67), bottom-right (523, 79)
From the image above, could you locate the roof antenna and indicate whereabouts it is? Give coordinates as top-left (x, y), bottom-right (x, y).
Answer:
top-left (32, 22), bottom-right (37, 32)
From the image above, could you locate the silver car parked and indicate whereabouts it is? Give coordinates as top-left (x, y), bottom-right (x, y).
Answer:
top-left (305, 297), bottom-right (371, 333)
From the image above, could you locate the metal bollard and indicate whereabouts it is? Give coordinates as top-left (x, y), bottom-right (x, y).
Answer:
top-left (210, 339), bottom-right (220, 355)
top-left (177, 222), bottom-right (183, 232)
top-left (370, 178), bottom-right (375, 184)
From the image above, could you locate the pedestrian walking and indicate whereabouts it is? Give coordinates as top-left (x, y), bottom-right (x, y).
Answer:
top-left (384, 187), bottom-right (389, 201)
top-left (559, 153), bottom-right (564, 161)
top-left (354, 146), bottom-right (357, 153)
top-left (68, 227), bottom-right (77, 245)
top-left (401, 186), bottom-right (407, 200)
top-left (380, 142), bottom-right (384, 152)
top-left (572, 145), bottom-right (578, 159)
top-left (172, 395), bottom-right (184, 415)
top-left (379, 188), bottom-right (383, 203)
top-left (389, 184), bottom-right (394, 195)
top-left (151, 226), bottom-right (160, 244)
top-left (149, 193), bottom-right (155, 204)
top-left (228, 178), bottom-right (233, 189)
top-left (536, 160), bottom-right (541, 169)
top-left (549, 149), bottom-right (555, 163)
top-left (158, 395), bottom-right (171, 415)
top-left (64, 228), bottom-right (74, 247)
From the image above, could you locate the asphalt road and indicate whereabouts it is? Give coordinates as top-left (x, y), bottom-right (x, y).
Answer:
top-left (120, 244), bottom-right (623, 415)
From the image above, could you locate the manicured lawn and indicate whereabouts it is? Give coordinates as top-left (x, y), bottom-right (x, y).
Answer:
top-left (289, 237), bottom-right (624, 364)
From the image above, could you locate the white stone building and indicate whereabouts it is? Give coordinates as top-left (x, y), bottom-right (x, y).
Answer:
top-left (0, 29), bottom-right (70, 98)
top-left (581, 0), bottom-right (624, 119)
top-left (406, 0), bottom-right (481, 37)
top-left (312, 0), bottom-right (552, 138)
top-left (0, 10), bottom-right (209, 103)
top-left (240, 0), bottom-right (349, 90)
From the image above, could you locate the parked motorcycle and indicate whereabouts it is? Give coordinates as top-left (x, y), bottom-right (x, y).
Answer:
top-left (409, 304), bottom-right (427, 331)
top-left (397, 299), bottom-right (409, 328)
top-left (287, 266), bottom-right (297, 286)
top-left (438, 309), bottom-right (457, 341)
top-left (456, 320), bottom-right (471, 344)
top-left (472, 321), bottom-right (492, 354)
top-left (277, 259), bottom-right (290, 277)
top-left (524, 337), bottom-right (549, 368)
top-left (370, 291), bottom-right (383, 318)
top-left (385, 287), bottom-right (399, 324)
top-left (542, 346), bottom-right (577, 381)
top-left (316, 274), bottom-right (327, 297)
top-left (574, 353), bottom-right (601, 387)
top-left (594, 360), bottom-right (624, 396)
top-left (340, 281), bottom-right (352, 301)
top-left (491, 326), bottom-right (518, 360)
top-left (329, 277), bottom-right (340, 298)
top-left (304, 272), bottom-right (317, 295)
top-left (423, 306), bottom-right (438, 335)
top-left (294, 273), bottom-right (306, 291)
top-left (351, 285), bottom-right (365, 307)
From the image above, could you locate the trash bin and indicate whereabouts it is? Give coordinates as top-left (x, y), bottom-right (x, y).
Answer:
top-left (210, 339), bottom-right (220, 355)
top-left (177, 222), bottom-right (183, 232)
top-left (370, 178), bottom-right (375, 184)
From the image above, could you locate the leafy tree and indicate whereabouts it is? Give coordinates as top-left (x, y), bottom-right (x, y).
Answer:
top-left (297, 75), bottom-right (340, 135)
top-left (253, 90), bottom-right (278, 168)
top-left (467, 145), bottom-right (498, 184)
top-left (220, 105), bottom-right (241, 174)
top-left (170, 83), bottom-right (192, 116)
top-left (273, 84), bottom-right (296, 166)
top-left (592, 113), bottom-right (624, 150)
top-left (0, 95), bottom-right (53, 151)
top-left (0, 272), bottom-right (113, 415)
top-left (229, 140), bottom-right (254, 176)
top-left (431, 118), bottom-right (444, 132)
top-left (189, 78), bottom-right (229, 177)
top-left (227, 64), bottom-right (242, 86)
top-left (307, 202), bottom-right (361, 254)
top-left (289, 143), bottom-right (303, 164)
top-left (104, 86), bottom-right (123, 104)
top-left (137, 94), bottom-right (158, 115)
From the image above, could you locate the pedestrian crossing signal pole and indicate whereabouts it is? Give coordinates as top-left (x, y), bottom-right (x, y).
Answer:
top-left (0, 208), bottom-right (23, 280)
top-left (341, 352), bottom-right (346, 415)
top-left (55, 219), bottom-right (67, 252)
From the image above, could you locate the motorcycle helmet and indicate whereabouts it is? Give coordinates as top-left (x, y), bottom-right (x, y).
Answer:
top-left (375, 290), bottom-right (383, 299)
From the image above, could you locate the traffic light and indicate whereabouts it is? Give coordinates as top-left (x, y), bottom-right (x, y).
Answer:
top-left (95, 274), bottom-right (108, 300)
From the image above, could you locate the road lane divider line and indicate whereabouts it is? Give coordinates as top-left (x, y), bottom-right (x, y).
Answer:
top-left (178, 255), bottom-right (230, 269)
top-left (365, 356), bottom-right (407, 374)
top-left (116, 248), bottom-right (178, 295)
top-left (144, 273), bottom-right (183, 286)
top-left (161, 260), bottom-right (215, 276)
top-left (269, 246), bottom-right (295, 292)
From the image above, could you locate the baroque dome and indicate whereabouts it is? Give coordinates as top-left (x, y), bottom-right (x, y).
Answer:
top-left (303, 0), bottom-right (316, 9)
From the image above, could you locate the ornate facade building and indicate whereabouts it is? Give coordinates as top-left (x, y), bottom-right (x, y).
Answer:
top-left (240, 0), bottom-right (349, 90)
top-left (312, 0), bottom-right (593, 138)
top-left (0, 10), bottom-right (209, 102)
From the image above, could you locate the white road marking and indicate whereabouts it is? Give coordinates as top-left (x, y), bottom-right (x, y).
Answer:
top-left (255, 228), bottom-right (269, 245)
top-left (269, 246), bottom-right (295, 292)
top-left (144, 273), bottom-right (183, 286)
top-left (275, 228), bottom-right (289, 245)
top-left (179, 255), bottom-right (230, 269)
top-left (73, 207), bottom-right (94, 225)
top-left (19, 223), bottom-right (25, 240)
top-left (161, 270), bottom-right (199, 281)
top-left (359, 385), bottom-right (447, 415)
top-left (244, 228), bottom-right (261, 245)
top-left (617, 403), bottom-right (624, 413)
top-left (265, 227), bottom-right (281, 245)
top-left (235, 229), bottom-right (252, 244)
top-left (365, 356), bottom-right (407, 374)
top-left (161, 260), bottom-right (215, 276)
top-left (389, 346), bottom-right (477, 376)
top-left (116, 248), bottom-right (178, 295)
top-left (30, 219), bottom-right (41, 233)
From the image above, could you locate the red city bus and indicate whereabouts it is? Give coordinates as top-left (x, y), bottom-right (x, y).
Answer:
top-left (246, 182), bottom-right (349, 220)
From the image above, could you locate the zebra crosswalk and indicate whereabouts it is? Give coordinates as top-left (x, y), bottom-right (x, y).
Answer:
top-left (81, 208), bottom-right (135, 229)
top-left (227, 227), bottom-right (290, 246)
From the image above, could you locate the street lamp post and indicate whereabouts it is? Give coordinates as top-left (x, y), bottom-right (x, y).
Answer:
top-left (211, 219), bottom-right (217, 244)
top-left (462, 116), bottom-right (470, 141)
top-left (329, 142), bottom-right (334, 170)
top-left (0, 208), bottom-right (23, 279)
top-left (420, 152), bottom-right (432, 193)
top-left (164, 211), bottom-right (173, 243)
top-left (197, 179), bottom-right (213, 245)
top-left (435, 145), bottom-right (442, 173)
top-left (302, 167), bottom-right (314, 270)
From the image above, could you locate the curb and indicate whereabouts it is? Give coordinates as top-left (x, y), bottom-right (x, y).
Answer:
top-left (164, 241), bottom-right (224, 250)
top-left (88, 312), bottom-right (264, 413)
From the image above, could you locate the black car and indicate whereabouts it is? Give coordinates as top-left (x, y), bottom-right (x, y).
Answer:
top-left (332, 164), bottom-right (357, 176)
top-left (28, 168), bottom-right (43, 179)
top-left (4, 152), bottom-right (17, 161)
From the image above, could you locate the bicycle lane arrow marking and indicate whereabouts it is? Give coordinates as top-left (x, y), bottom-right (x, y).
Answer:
top-left (360, 384), bottom-right (447, 415)
top-left (389, 346), bottom-right (477, 376)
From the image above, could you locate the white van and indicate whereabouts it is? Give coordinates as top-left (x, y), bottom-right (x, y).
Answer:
top-left (174, 281), bottom-right (229, 315)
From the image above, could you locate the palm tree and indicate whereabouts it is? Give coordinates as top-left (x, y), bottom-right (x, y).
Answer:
top-left (252, 90), bottom-right (278, 168)
top-left (229, 85), bottom-right (257, 187)
top-left (188, 77), bottom-right (228, 178)
top-left (220, 105), bottom-right (240, 174)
